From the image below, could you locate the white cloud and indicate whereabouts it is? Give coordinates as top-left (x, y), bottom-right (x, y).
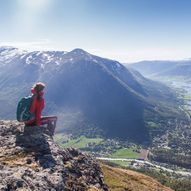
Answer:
top-left (0, 39), bottom-right (57, 51)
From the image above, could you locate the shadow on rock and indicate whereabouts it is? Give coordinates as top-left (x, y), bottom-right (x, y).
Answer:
top-left (16, 126), bottom-right (56, 169)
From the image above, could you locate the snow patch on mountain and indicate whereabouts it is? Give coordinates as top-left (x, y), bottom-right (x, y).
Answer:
top-left (0, 46), bottom-right (124, 73)
top-left (0, 46), bottom-right (26, 63)
top-left (26, 55), bottom-right (33, 64)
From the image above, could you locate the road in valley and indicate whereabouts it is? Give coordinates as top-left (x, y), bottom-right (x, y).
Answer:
top-left (97, 157), bottom-right (191, 177)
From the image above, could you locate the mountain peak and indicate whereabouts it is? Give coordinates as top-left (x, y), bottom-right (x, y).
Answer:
top-left (0, 120), bottom-right (108, 190)
top-left (70, 48), bottom-right (89, 55)
top-left (0, 46), bottom-right (18, 52)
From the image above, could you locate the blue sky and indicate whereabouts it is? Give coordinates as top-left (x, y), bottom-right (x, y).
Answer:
top-left (0, 0), bottom-right (191, 62)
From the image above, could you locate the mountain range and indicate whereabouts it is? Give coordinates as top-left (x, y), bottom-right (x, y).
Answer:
top-left (0, 46), bottom-right (186, 143)
top-left (129, 60), bottom-right (191, 80)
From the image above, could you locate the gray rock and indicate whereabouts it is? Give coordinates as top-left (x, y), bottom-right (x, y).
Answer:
top-left (0, 120), bottom-right (108, 191)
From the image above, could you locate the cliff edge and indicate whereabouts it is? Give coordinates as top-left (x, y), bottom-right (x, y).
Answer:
top-left (0, 120), bottom-right (108, 191)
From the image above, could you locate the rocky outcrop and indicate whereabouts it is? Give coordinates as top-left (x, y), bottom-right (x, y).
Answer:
top-left (0, 120), bottom-right (108, 191)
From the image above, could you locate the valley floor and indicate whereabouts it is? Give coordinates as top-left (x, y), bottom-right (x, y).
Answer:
top-left (54, 77), bottom-right (191, 191)
top-left (97, 157), bottom-right (191, 177)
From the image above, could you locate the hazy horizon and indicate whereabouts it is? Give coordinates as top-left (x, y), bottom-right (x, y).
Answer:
top-left (0, 0), bottom-right (191, 62)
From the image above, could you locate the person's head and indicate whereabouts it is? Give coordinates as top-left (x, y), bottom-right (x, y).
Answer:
top-left (32, 82), bottom-right (45, 94)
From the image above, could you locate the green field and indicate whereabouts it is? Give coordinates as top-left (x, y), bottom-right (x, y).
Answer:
top-left (110, 148), bottom-right (139, 159)
top-left (54, 134), bottom-right (103, 149)
top-left (183, 94), bottom-right (191, 100)
top-left (107, 160), bottom-right (131, 167)
top-left (54, 133), bottom-right (64, 144)
top-left (147, 121), bottom-right (158, 128)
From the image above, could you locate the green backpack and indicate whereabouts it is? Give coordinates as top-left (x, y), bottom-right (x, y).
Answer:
top-left (16, 96), bottom-right (35, 122)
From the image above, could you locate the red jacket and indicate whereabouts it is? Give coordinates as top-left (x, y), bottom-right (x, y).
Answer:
top-left (25, 88), bottom-right (44, 126)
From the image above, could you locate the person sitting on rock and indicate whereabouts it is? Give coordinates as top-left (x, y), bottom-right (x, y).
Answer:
top-left (24, 82), bottom-right (57, 135)
top-left (25, 82), bottom-right (45, 127)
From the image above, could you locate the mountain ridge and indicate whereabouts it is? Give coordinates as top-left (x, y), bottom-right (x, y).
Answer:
top-left (129, 60), bottom-right (191, 80)
top-left (0, 46), bottom-right (186, 143)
